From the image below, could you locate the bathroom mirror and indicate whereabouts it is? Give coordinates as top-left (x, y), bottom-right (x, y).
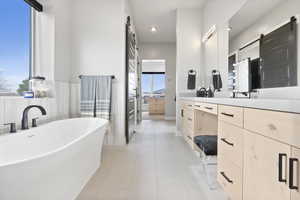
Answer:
top-left (228, 0), bottom-right (299, 90)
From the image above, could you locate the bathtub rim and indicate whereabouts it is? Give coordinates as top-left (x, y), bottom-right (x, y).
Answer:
top-left (0, 118), bottom-right (108, 168)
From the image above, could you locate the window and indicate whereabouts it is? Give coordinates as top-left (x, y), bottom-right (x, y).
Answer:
top-left (142, 73), bottom-right (166, 106)
top-left (153, 74), bottom-right (165, 94)
top-left (0, 0), bottom-right (31, 96)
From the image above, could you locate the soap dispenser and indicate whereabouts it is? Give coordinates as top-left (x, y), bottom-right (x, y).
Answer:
top-left (207, 86), bottom-right (214, 98)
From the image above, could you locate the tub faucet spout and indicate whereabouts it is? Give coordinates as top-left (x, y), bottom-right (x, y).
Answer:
top-left (21, 105), bottom-right (47, 130)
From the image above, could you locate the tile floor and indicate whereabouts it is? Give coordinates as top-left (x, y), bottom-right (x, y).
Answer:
top-left (76, 120), bottom-right (227, 200)
top-left (142, 112), bottom-right (165, 120)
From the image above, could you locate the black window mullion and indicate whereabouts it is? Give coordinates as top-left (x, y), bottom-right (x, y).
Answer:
top-left (24, 0), bottom-right (43, 12)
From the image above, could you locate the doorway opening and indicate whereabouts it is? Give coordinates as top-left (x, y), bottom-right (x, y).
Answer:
top-left (141, 59), bottom-right (166, 120)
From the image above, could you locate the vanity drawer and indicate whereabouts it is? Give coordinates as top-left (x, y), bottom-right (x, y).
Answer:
top-left (218, 105), bottom-right (244, 128)
top-left (194, 102), bottom-right (202, 111)
top-left (244, 108), bottom-right (300, 148)
top-left (194, 102), bottom-right (218, 115)
top-left (201, 103), bottom-right (218, 115)
top-left (183, 102), bottom-right (194, 109)
top-left (218, 155), bottom-right (243, 200)
top-left (218, 121), bottom-right (244, 167)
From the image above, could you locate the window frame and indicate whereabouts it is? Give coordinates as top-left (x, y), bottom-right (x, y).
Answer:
top-left (30, 8), bottom-right (36, 80)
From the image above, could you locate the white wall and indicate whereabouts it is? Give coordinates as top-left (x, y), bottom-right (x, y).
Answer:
top-left (139, 43), bottom-right (176, 118)
top-left (35, 0), bottom-right (71, 117)
top-left (176, 8), bottom-right (203, 93)
top-left (202, 0), bottom-right (247, 34)
top-left (70, 0), bottom-right (128, 145)
top-left (229, 0), bottom-right (300, 99)
top-left (176, 8), bottom-right (202, 130)
top-left (34, 0), bottom-right (71, 82)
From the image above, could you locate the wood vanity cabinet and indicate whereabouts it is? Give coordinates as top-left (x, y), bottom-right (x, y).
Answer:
top-left (243, 129), bottom-right (291, 200)
top-left (180, 101), bottom-right (218, 150)
top-left (218, 111), bottom-right (244, 200)
top-left (218, 106), bottom-right (300, 200)
top-left (180, 102), bottom-right (195, 148)
top-left (218, 121), bottom-right (244, 167)
top-left (243, 109), bottom-right (300, 200)
top-left (218, 105), bottom-right (244, 128)
top-left (218, 153), bottom-right (243, 200)
top-left (180, 100), bottom-right (300, 200)
top-left (291, 147), bottom-right (300, 200)
top-left (149, 98), bottom-right (165, 114)
top-left (244, 108), bottom-right (300, 148)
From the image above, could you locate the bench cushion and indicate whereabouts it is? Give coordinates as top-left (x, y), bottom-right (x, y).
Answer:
top-left (194, 135), bottom-right (218, 156)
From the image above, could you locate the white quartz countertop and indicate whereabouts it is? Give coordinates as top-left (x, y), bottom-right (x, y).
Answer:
top-left (180, 97), bottom-right (300, 114)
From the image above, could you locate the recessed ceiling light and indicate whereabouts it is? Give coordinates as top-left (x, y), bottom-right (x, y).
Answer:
top-left (227, 27), bottom-right (232, 31)
top-left (150, 27), bottom-right (157, 33)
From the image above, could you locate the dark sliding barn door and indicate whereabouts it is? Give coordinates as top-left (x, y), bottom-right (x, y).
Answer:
top-left (260, 17), bottom-right (297, 88)
top-left (125, 16), bottom-right (137, 144)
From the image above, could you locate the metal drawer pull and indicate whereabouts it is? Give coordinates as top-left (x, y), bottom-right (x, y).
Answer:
top-left (221, 138), bottom-right (234, 146)
top-left (188, 105), bottom-right (193, 107)
top-left (289, 158), bottom-right (299, 190)
top-left (205, 107), bottom-right (213, 110)
top-left (278, 153), bottom-right (287, 183)
top-left (221, 112), bottom-right (234, 117)
top-left (188, 118), bottom-right (193, 121)
top-left (220, 172), bottom-right (233, 184)
top-left (195, 105), bottom-right (201, 107)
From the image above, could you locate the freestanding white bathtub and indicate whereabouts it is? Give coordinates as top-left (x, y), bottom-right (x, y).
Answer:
top-left (0, 118), bottom-right (108, 200)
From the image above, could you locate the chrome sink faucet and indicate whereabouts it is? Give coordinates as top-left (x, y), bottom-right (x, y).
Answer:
top-left (21, 105), bottom-right (47, 130)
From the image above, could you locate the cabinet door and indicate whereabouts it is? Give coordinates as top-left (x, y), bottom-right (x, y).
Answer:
top-left (243, 130), bottom-right (290, 200)
top-left (291, 147), bottom-right (300, 200)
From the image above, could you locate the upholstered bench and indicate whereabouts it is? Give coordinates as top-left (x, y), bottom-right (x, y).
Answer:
top-left (193, 135), bottom-right (218, 190)
top-left (193, 135), bottom-right (217, 156)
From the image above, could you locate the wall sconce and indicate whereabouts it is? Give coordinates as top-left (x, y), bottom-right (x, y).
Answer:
top-left (202, 25), bottom-right (216, 43)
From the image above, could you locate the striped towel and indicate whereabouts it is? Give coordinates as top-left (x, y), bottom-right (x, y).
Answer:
top-left (80, 75), bottom-right (112, 120)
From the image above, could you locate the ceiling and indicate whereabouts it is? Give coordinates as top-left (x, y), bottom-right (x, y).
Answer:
top-left (129, 0), bottom-right (207, 43)
top-left (229, 0), bottom-right (284, 40)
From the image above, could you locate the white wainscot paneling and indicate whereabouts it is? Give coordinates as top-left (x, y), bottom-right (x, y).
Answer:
top-left (70, 83), bottom-right (80, 118)
top-left (0, 97), bottom-right (60, 135)
top-left (55, 81), bottom-right (70, 119)
top-left (4, 98), bottom-right (29, 130)
top-left (0, 82), bottom-right (70, 135)
top-left (47, 98), bottom-right (58, 121)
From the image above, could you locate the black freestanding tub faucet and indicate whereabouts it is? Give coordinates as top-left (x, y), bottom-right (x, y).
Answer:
top-left (21, 105), bottom-right (47, 130)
